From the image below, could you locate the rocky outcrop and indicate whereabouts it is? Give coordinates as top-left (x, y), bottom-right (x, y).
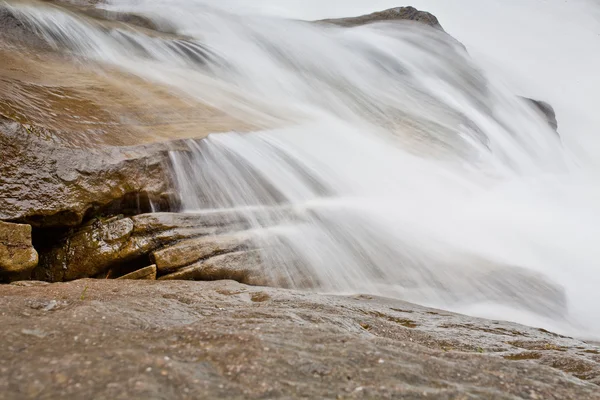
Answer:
top-left (0, 279), bottom-right (598, 399)
top-left (0, 115), bottom-right (176, 228)
top-left (526, 98), bottom-right (559, 131)
top-left (34, 208), bottom-right (299, 282)
top-left (319, 6), bottom-right (444, 31)
top-left (159, 250), bottom-right (267, 284)
top-left (0, 221), bottom-right (38, 280)
top-left (151, 232), bottom-right (257, 273)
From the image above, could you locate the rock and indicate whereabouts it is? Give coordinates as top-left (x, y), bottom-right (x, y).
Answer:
top-left (117, 265), bottom-right (157, 280)
top-left (319, 6), bottom-right (444, 31)
top-left (524, 97), bottom-right (559, 131)
top-left (34, 209), bottom-right (300, 282)
top-left (0, 221), bottom-right (38, 279)
top-left (159, 250), bottom-right (267, 285)
top-left (34, 214), bottom-right (206, 282)
top-left (152, 232), bottom-right (258, 273)
top-left (0, 279), bottom-right (598, 399)
top-left (0, 115), bottom-right (176, 228)
top-left (0, 4), bottom-right (251, 150)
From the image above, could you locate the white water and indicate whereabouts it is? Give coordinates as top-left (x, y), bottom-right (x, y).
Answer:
top-left (4, 0), bottom-right (600, 338)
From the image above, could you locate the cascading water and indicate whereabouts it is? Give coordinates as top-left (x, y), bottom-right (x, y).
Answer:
top-left (3, 0), bottom-right (599, 338)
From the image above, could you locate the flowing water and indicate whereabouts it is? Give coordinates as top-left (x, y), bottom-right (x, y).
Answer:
top-left (2, 0), bottom-right (600, 338)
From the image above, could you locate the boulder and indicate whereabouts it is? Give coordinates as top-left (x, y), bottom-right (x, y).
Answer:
top-left (0, 221), bottom-right (38, 279)
top-left (525, 98), bottom-right (559, 131)
top-left (33, 214), bottom-right (217, 282)
top-left (152, 231), bottom-right (258, 273)
top-left (159, 250), bottom-right (266, 285)
top-left (319, 6), bottom-right (444, 31)
top-left (34, 209), bottom-right (300, 282)
top-left (117, 265), bottom-right (157, 280)
top-left (0, 115), bottom-right (176, 228)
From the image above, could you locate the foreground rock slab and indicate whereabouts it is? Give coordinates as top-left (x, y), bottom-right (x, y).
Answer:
top-left (0, 280), bottom-right (598, 399)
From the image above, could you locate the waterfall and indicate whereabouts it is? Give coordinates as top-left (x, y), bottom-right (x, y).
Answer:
top-left (3, 0), bottom-right (599, 338)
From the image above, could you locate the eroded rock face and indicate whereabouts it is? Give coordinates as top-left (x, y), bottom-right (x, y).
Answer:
top-left (526, 98), bottom-right (559, 131)
top-left (159, 250), bottom-right (266, 284)
top-left (151, 232), bottom-right (257, 274)
top-left (319, 6), bottom-right (444, 30)
top-left (33, 209), bottom-right (298, 282)
top-left (0, 279), bottom-right (598, 399)
top-left (0, 221), bottom-right (38, 279)
top-left (0, 115), bottom-right (175, 228)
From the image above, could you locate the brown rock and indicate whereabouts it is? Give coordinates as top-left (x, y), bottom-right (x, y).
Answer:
top-left (0, 220), bottom-right (38, 278)
top-left (319, 6), bottom-right (444, 30)
top-left (152, 232), bottom-right (257, 273)
top-left (0, 115), bottom-right (176, 228)
top-left (34, 209), bottom-right (298, 282)
top-left (34, 214), bottom-right (197, 282)
top-left (117, 265), bottom-right (157, 280)
top-left (0, 279), bottom-right (598, 399)
top-left (159, 250), bottom-right (266, 284)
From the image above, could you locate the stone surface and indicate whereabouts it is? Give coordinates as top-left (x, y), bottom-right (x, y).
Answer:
top-left (0, 115), bottom-right (177, 228)
top-left (117, 265), bottom-right (157, 280)
top-left (525, 98), bottom-right (559, 131)
top-left (319, 6), bottom-right (444, 31)
top-left (0, 221), bottom-right (38, 277)
top-left (159, 250), bottom-right (266, 285)
top-left (0, 3), bottom-right (251, 149)
top-left (34, 209), bottom-right (298, 282)
top-left (0, 279), bottom-right (598, 399)
top-left (34, 214), bottom-right (206, 282)
top-left (152, 232), bottom-right (257, 273)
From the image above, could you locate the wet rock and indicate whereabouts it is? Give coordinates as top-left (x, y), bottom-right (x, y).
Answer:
top-left (524, 97), bottom-right (559, 131)
top-left (0, 221), bottom-right (38, 279)
top-left (117, 265), bottom-right (157, 280)
top-left (34, 214), bottom-right (201, 282)
top-left (159, 250), bottom-right (267, 285)
top-left (0, 115), bottom-right (175, 228)
top-left (152, 232), bottom-right (257, 273)
top-left (34, 210), bottom-right (297, 282)
top-left (0, 279), bottom-right (598, 399)
top-left (319, 6), bottom-right (444, 31)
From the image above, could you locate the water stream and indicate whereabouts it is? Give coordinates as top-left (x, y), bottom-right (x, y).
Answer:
top-left (3, 0), bottom-right (600, 338)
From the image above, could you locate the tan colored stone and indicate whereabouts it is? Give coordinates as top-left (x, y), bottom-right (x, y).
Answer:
top-left (34, 210), bottom-right (295, 282)
top-left (0, 279), bottom-right (598, 399)
top-left (159, 250), bottom-right (266, 285)
top-left (152, 232), bottom-right (256, 273)
top-left (117, 265), bottom-right (157, 280)
top-left (0, 220), bottom-right (38, 275)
